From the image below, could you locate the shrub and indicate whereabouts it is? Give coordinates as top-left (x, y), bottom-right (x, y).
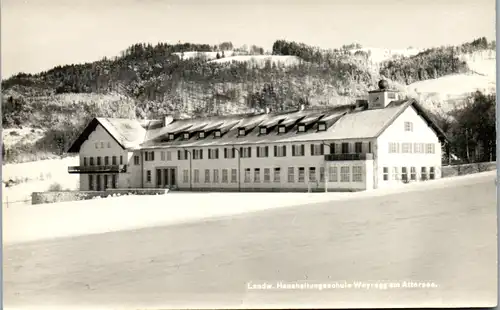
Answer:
top-left (48, 182), bottom-right (63, 192)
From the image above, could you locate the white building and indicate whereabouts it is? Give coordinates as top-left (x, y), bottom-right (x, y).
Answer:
top-left (67, 80), bottom-right (448, 192)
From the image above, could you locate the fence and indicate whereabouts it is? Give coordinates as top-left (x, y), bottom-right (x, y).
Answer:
top-left (3, 196), bottom-right (31, 208)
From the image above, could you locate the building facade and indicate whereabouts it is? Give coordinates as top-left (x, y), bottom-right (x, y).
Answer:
top-left (68, 81), bottom-right (448, 192)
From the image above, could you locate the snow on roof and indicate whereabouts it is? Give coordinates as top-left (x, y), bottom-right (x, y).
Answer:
top-left (96, 118), bottom-right (146, 149)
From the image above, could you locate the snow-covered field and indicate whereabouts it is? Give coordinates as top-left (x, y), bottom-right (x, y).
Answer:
top-left (173, 51), bottom-right (236, 60)
top-left (351, 47), bottom-right (423, 63)
top-left (209, 55), bottom-right (302, 67)
top-left (4, 170), bottom-right (495, 245)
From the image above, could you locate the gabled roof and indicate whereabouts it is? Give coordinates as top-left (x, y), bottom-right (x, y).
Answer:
top-left (67, 118), bottom-right (146, 153)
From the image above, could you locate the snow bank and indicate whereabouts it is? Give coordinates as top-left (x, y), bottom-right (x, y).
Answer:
top-left (4, 170), bottom-right (495, 245)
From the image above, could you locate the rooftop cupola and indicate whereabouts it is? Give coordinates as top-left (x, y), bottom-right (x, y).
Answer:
top-left (368, 79), bottom-right (400, 109)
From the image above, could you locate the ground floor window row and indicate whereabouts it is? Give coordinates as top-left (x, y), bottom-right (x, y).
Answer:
top-left (382, 166), bottom-right (436, 181)
top-left (87, 174), bottom-right (118, 191)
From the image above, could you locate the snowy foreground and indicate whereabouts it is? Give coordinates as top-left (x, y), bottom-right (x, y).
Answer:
top-left (4, 171), bottom-right (495, 245)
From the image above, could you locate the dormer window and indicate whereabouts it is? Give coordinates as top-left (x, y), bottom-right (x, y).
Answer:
top-left (199, 131), bottom-right (205, 138)
top-left (183, 132), bottom-right (190, 140)
top-left (297, 124), bottom-right (306, 132)
top-left (278, 126), bottom-right (286, 134)
top-left (317, 122), bottom-right (326, 131)
top-left (259, 127), bottom-right (267, 135)
top-left (214, 130), bottom-right (221, 138)
top-left (168, 133), bottom-right (175, 140)
top-left (238, 128), bottom-right (246, 136)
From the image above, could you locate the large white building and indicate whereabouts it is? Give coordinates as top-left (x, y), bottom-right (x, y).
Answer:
top-left (67, 80), bottom-right (448, 192)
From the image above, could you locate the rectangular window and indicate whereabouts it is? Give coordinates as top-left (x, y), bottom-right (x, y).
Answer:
top-left (410, 167), bottom-right (416, 180)
top-left (193, 149), bottom-right (203, 160)
top-left (134, 155), bottom-right (140, 165)
top-left (97, 157), bottom-right (102, 166)
top-left (421, 167), bottom-right (428, 180)
top-left (402, 167), bottom-right (408, 182)
top-left (224, 147), bottom-right (236, 159)
top-left (274, 145), bottom-right (287, 157)
top-left (104, 156), bottom-right (109, 166)
top-left (320, 167), bottom-right (325, 182)
top-left (120, 155), bottom-right (123, 165)
top-left (404, 121), bottom-right (413, 132)
top-left (329, 143), bottom-right (336, 154)
top-left (328, 166), bottom-right (338, 182)
top-left (178, 150), bottom-right (188, 160)
top-left (352, 166), bottom-right (363, 182)
top-left (146, 170), bottom-right (152, 183)
top-left (194, 169), bottom-right (200, 183)
top-left (425, 143), bottom-right (435, 154)
top-left (341, 143), bottom-right (349, 154)
top-left (244, 168), bottom-right (251, 183)
top-left (83, 157), bottom-right (87, 166)
top-left (389, 142), bottom-right (399, 153)
top-left (292, 144), bottom-right (305, 156)
top-left (392, 167), bottom-right (399, 180)
top-left (354, 142), bottom-right (363, 154)
top-left (274, 167), bottom-right (281, 182)
top-left (161, 151), bottom-right (165, 161)
top-left (383, 167), bottom-right (389, 181)
top-left (222, 169), bottom-right (228, 183)
top-left (112, 156), bottom-right (117, 165)
top-left (402, 143), bottom-right (412, 153)
top-left (111, 174), bottom-right (117, 188)
top-left (414, 143), bottom-right (425, 153)
top-left (95, 142), bottom-right (98, 149)
top-left (205, 169), bottom-right (210, 183)
top-left (288, 167), bottom-right (295, 183)
top-left (101, 142), bottom-right (104, 148)
top-left (340, 166), bottom-right (350, 182)
top-left (264, 168), bottom-right (270, 182)
top-left (309, 167), bottom-right (316, 182)
top-left (254, 168), bottom-right (261, 183)
top-left (167, 151), bottom-right (172, 160)
top-left (257, 146), bottom-right (269, 158)
top-left (183, 169), bottom-right (189, 183)
top-left (208, 149), bottom-right (219, 159)
top-left (240, 147), bottom-right (252, 158)
top-left (298, 167), bottom-right (305, 183)
top-left (213, 169), bottom-right (219, 183)
top-left (90, 157), bottom-right (94, 166)
top-left (310, 144), bottom-right (324, 156)
top-left (231, 169), bottom-right (237, 183)
top-left (429, 167), bottom-right (435, 180)
top-left (88, 175), bottom-right (94, 190)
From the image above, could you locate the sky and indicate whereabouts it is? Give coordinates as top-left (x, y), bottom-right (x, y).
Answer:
top-left (1, 0), bottom-right (496, 78)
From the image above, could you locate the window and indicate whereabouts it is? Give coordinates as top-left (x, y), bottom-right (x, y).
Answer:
top-left (425, 143), bottom-right (435, 154)
top-left (194, 169), bottom-right (200, 183)
top-left (224, 147), bottom-right (236, 159)
top-left (274, 168), bottom-right (281, 182)
top-left (183, 170), bottom-right (189, 183)
top-left (320, 167), bottom-right (325, 182)
top-left (104, 156), bottom-right (109, 165)
top-left (402, 143), bottom-right (412, 153)
top-left (193, 149), bottom-right (203, 160)
top-left (354, 142), bottom-right (363, 154)
top-left (292, 144), bottom-right (305, 156)
top-left (298, 167), bottom-right (305, 183)
top-left (167, 151), bottom-right (172, 161)
top-left (244, 168), bottom-right (251, 183)
top-left (178, 150), bottom-right (188, 160)
top-left (274, 145), bottom-right (287, 157)
top-left (90, 157), bottom-right (94, 166)
top-left (183, 132), bottom-right (190, 140)
top-left (410, 167), bottom-right (416, 180)
top-left (83, 157), bottom-right (87, 166)
top-left (328, 166), bottom-right (338, 182)
top-left (329, 143), bottom-right (336, 154)
top-left (208, 148), bottom-right (219, 159)
top-left (88, 175), bottom-right (94, 190)
top-left (383, 167), bottom-right (389, 181)
top-left (146, 170), bottom-right (152, 183)
top-left (95, 142), bottom-right (98, 149)
top-left (368, 142), bottom-right (372, 153)
top-left (222, 169), bottom-right (228, 183)
top-left (404, 121), bottom-right (413, 132)
top-left (213, 169), bottom-right (219, 183)
top-left (238, 128), bottom-right (246, 136)
top-left (120, 156), bottom-right (123, 165)
top-left (388, 92), bottom-right (396, 99)
top-left (257, 146), bottom-right (269, 158)
top-left (392, 167), bottom-right (399, 180)
top-left (259, 127), bottom-right (267, 135)
top-left (264, 168), bottom-right (270, 182)
top-left (145, 151), bottom-right (155, 161)
top-left (429, 167), bottom-right (435, 180)
top-left (309, 167), bottom-right (316, 182)
top-left (298, 124), bottom-right (306, 132)
top-left (205, 169), bottom-right (210, 183)
top-left (402, 167), bottom-right (408, 182)
top-left (421, 167), bottom-right (428, 180)
top-left (107, 142), bottom-right (111, 148)
top-left (310, 144), bottom-right (324, 156)
top-left (134, 155), bottom-right (140, 165)
top-left (288, 167), bottom-right (295, 183)
top-left (352, 166), bottom-right (363, 182)
top-left (231, 169), bottom-right (237, 183)
top-left (112, 156), bottom-right (117, 165)
top-left (111, 175), bottom-right (117, 188)
top-left (318, 122), bottom-right (326, 131)
top-left (214, 130), bottom-right (221, 138)
top-left (161, 151), bottom-right (165, 161)
top-left (389, 142), bottom-right (399, 153)
top-left (341, 143), bottom-right (349, 154)
top-left (101, 142), bottom-right (104, 148)
top-left (199, 131), bottom-right (205, 138)
top-left (278, 126), bottom-right (286, 133)
top-left (254, 168), bottom-right (261, 183)
top-left (414, 143), bottom-right (425, 153)
top-left (168, 133), bottom-right (175, 140)
top-left (340, 166), bottom-right (350, 182)
top-left (240, 147), bottom-right (252, 158)
top-left (97, 157), bottom-right (102, 166)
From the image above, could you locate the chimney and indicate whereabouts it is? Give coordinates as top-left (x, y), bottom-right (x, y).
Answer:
top-left (164, 115), bottom-right (174, 127)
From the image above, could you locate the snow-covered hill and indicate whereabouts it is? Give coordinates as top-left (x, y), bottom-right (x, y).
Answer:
top-left (209, 55), bottom-right (303, 67)
top-left (351, 47), bottom-right (423, 64)
top-left (173, 51), bottom-right (236, 61)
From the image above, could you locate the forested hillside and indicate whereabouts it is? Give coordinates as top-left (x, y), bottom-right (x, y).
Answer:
top-left (1, 37), bottom-right (495, 163)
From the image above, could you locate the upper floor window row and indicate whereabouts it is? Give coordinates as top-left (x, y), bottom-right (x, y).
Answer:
top-left (95, 141), bottom-right (112, 149)
top-left (389, 142), bottom-right (436, 154)
top-left (83, 155), bottom-right (123, 166)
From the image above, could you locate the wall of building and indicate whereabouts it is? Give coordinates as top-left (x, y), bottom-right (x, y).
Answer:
top-left (140, 138), bottom-right (374, 192)
top-left (376, 105), bottom-right (443, 189)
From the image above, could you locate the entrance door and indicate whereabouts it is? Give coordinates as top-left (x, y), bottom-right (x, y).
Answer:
top-left (103, 175), bottom-right (108, 190)
top-left (169, 168), bottom-right (176, 187)
top-left (96, 175), bottom-right (102, 191)
top-left (156, 169), bottom-right (162, 188)
top-left (163, 169), bottom-right (169, 188)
